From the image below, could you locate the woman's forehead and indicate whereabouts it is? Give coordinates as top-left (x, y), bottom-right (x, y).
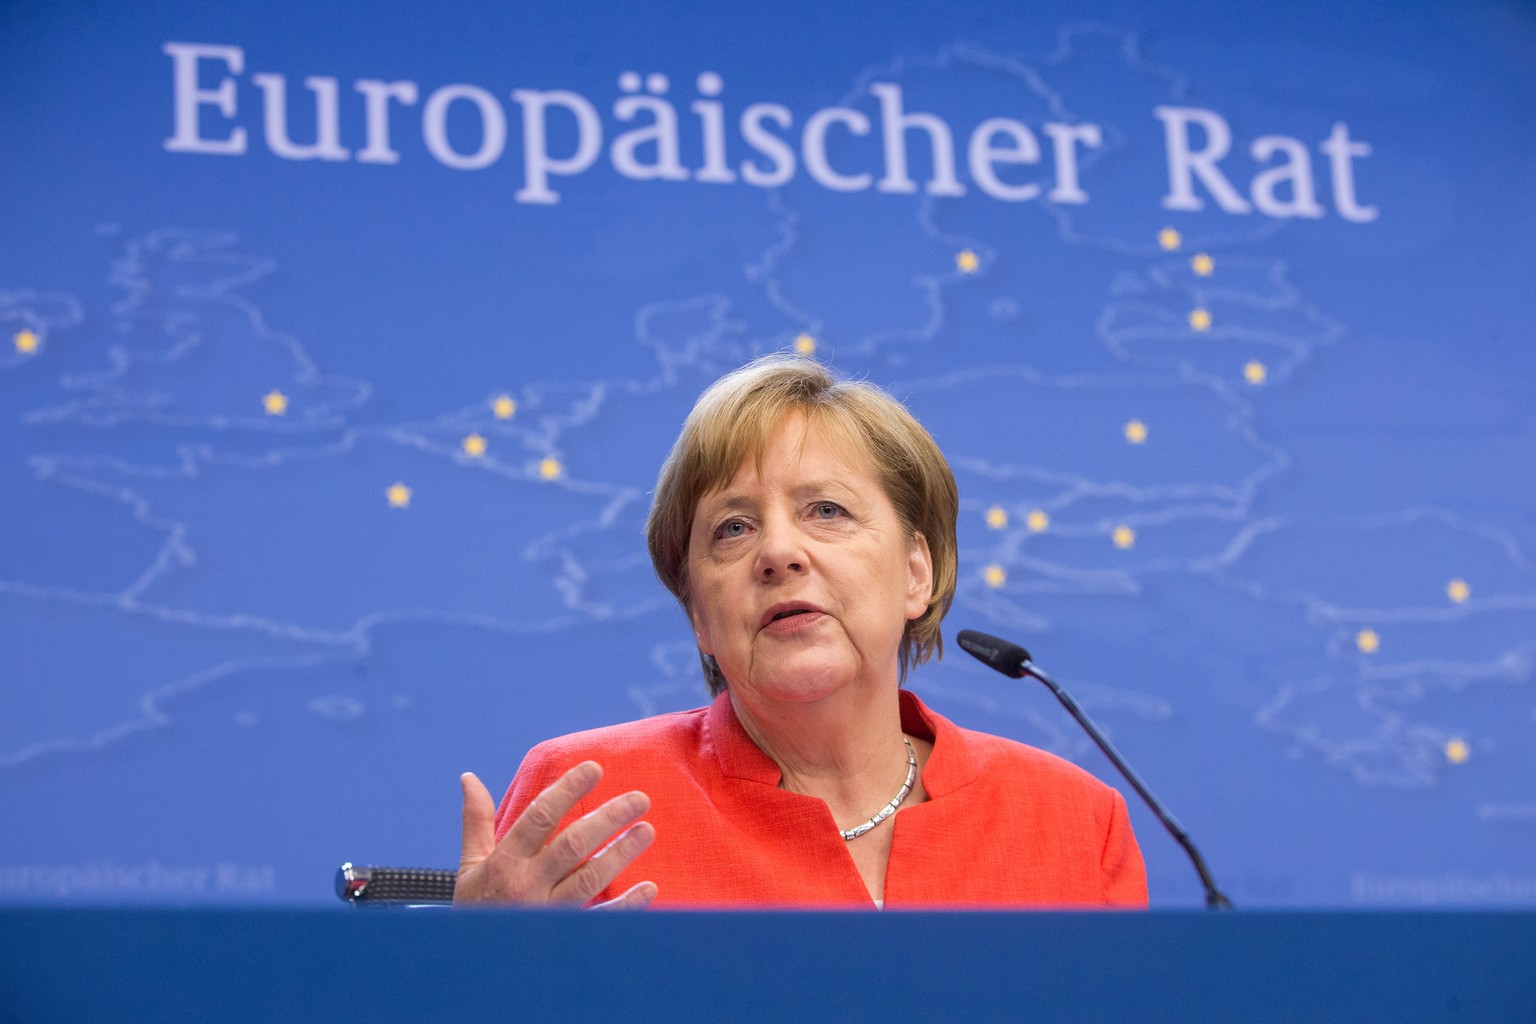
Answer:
top-left (708, 410), bottom-right (875, 493)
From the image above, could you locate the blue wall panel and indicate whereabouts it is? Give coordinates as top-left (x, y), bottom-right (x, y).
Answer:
top-left (1, 0), bottom-right (1533, 907)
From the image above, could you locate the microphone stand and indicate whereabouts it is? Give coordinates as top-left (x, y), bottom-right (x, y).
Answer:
top-left (958, 629), bottom-right (1233, 910)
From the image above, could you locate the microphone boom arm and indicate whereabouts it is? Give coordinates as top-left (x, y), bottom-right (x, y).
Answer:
top-left (957, 629), bottom-right (1233, 910)
top-left (1023, 657), bottom-right (1232, 910)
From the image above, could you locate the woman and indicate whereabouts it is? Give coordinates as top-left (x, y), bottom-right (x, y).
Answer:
top-left (456, 355), bottom-right (1147, 908)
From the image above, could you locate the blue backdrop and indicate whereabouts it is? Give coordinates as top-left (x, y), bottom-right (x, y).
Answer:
top-left (2, 0), bottom-right (1534, 908)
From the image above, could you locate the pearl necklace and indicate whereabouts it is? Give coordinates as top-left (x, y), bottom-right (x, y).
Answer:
top-left (840, 737), bottom-right (917, 841)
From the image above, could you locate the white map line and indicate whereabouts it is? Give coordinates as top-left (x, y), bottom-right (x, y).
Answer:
top-left (0, 290), bottom-right (82, 370)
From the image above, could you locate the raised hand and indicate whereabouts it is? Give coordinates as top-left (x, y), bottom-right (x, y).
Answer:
top-left (454, 762), bottom-right (658, 908)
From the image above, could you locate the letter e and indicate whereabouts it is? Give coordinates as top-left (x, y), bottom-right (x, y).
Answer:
top-left (163, 42), bottom-right (247, 155)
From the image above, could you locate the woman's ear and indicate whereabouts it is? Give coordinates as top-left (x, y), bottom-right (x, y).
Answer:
top-left (689, 604), bottom-right (715, 657)
top-left (905, 531), bottom-right (934, 620)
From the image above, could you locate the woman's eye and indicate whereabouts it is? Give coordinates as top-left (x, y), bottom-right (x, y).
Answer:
top-left (813, 502), bottom-right (844, 519)
top-left (716, 519), bottom-right (748, 539)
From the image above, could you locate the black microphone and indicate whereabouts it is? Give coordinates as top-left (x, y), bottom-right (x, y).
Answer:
top-left (956, 629), bottom-right (1233, 910)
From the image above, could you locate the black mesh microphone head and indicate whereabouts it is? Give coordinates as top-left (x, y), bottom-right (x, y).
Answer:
top-left (956, 629), bottom-right (1031, 678)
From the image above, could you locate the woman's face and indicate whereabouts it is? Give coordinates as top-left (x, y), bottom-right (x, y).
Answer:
top-left (685, 411), bottom-right (932, 706)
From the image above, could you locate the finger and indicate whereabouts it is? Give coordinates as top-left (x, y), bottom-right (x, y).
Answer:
top-left (533, 791), bottom-right (651, 888)
top-left (501, 761), bottom-right (604, 859)
top-left (458, 772), bottom-right (498, 871)
top-left (590, 880), bottom-right (659, 911)
top-left (550, 819), bottom-right (656, 904)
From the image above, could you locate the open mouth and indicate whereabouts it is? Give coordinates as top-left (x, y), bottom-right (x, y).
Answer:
top-left (761, 604), bottom-right (822, 629)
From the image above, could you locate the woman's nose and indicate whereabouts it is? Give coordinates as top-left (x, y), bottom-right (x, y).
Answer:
top-left (755, 514), bottom-right (805, 579)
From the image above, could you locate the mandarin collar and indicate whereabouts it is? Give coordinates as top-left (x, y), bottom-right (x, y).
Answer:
top-left (704, 688), bottom-right (979, 796)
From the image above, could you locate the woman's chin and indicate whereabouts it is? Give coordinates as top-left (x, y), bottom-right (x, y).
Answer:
top-left (735, 654), bottom-right (862, 704)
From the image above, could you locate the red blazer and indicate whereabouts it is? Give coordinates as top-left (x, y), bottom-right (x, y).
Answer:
top-left (494, 690), bottom-right (1148, 908)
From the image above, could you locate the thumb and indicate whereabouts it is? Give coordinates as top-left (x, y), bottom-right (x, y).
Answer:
top-left (459, 771), bottom-right (498, 871)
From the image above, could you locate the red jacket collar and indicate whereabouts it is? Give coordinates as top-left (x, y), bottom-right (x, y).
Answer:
top-left (704, 688), bottom-right (979, 796)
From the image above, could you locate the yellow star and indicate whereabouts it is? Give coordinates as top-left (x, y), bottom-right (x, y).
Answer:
top-left (1026, 509), bottom-right (1049, 533)
top-left (1355, 628), bottom-right (1380, 654)
top-left (1444, 738), bottom-right (1470, 764)
top-left (983, 564), bottom-right (1007, 589)
top-left (1446, 579), bottom-right (1470, 604)
top-left (1191, 253), bottom-right (1215, 276)
top-left (462, 433), bottom-right (487, 458)
top-left (492, 394), bottom-right (517, 420)
top-left (1189, 308), bottom-right (1212, 332)
top-left (956, 249), bottom-right (980, 273)
top-left (538, 457), bottom-right (563, 480)
top-left (1244, 361), bottom-right (1268, 385)
top-left (14, 329), bottom-right (39, 354)
top-left (1158, 227), bottom-right (1181, 251)
top-left (793, 333), bottom-right (817, 356)
top-left (1123, 419), bottom-right (1148, 445)
top-left (984, 506), bottom-right (1008, 530)
top-left (1112, 525), bottom-right (1135, 549)
top-left (386, 482), bottom-right (412, 508)
top-left (263, 390), bottom-right (288, 416)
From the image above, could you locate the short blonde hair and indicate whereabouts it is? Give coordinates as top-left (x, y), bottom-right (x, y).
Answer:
top-left (646, 355), bottom-right (959, 695)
